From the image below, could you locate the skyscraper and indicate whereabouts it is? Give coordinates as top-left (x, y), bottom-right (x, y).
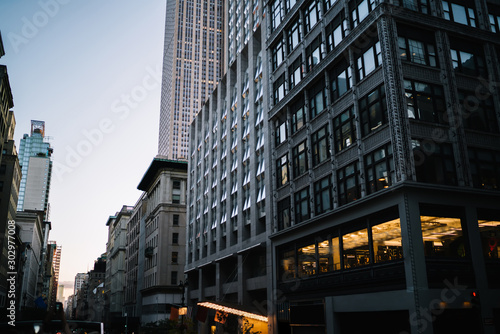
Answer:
top-left (157, 0), bottom-right (224, 160)
top-left (17, 120), bottom-right (53, 219)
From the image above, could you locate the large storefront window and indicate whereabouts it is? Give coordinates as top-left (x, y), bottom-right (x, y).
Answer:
top-left (420, 216), bottom-right (466, 258)
top-left (372, 219), bottom-right (403, 263)
top-left (298, 243), bottom-right (317, 277)
top-left (318, 239), bottom-right (332, 273)
top-left (343, 228), bottom-right (370, 268)
top-left (478, 215), bottom-right (500, 259)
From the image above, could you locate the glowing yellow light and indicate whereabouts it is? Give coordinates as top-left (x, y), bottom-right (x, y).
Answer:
top-left (197, 302), bottom-right (268, 322)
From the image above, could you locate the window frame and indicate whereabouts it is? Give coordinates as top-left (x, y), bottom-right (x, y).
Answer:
top-left (292, 140), bottom-right (309, 177)
top-left (333, 107), bottom-right (356, 152)
top-left (311, 124), bottom-right (331, 166)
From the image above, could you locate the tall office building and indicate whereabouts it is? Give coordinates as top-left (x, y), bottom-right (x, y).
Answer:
top-left (265, 0), bottom-right (500, 333)
top-left (157, 0), bottom-right (224, 159)
top-left (73, 273), bottom-right (88, 296)
top-left (186, 0), bottom-right (270, 332)
top-left (17, 120), bottom-right (53, 219)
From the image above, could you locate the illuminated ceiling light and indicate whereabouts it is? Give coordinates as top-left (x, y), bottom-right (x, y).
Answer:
top-left (197, 302), bottom-right (268, 322)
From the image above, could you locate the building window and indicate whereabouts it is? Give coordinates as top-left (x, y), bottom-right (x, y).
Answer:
top-left (275, 116), bottom-right (288, 146)
top-left (274, 74), bottom-right (286, 104)
top-left (442, 1), bottom-right (476, 27)
top-left (372, 219), bottom-right (403, 263)
top-left (311, 125), bottom-right (330, 166)
top-left (326, 11), bottom-right (347, 52)
top-left (292, 141), bottom-right (308, 177)
top-left (450, 41), bottom-right (486, 77)
top-left (172, 252), bottom-right (178, 263)
top-left (277, 154), bottom-right (290, 187)
top-left (412, 140), bottom-right (456, 185)
top-left (280, 247), bottom-right (296, 280)
top-left (365, 144), bottom-right (394, 194)
top-left (304, 0), bottom-right (322, 33)
top-left (291, 98), bottom-right (306, 134)
top-left (289, 56), bottom-right (303, 90)
top-left (294, 187), bottom-right (310, 223)
top-left (489, 10), bottom-right (500, 33)
top-left (458, 91), bottom-right (498, 133)
top-left (306, 35), bottom-right (322, 71)
top-left (272, 38), bottom-right (285, 71)
top-left (468, 148), bottom-right (500, 190)
top-left (308, 79), bottom-right (327, 119)
top-left (337, 161), bottom-right (360, 205)
top-left (359, 84), bottom-right (387, 136)
top-left (172, 180), bottom-right (181, 203)
top-left (402, 0), bottom-right (429, 13)
top-left (314, 175), bottom-right (333, 214)
top-left (286, 0), bottom-right (298, 13)
top-left (420, 214), bottom-right (467, 258)
top-left (351, 0), bottom-right (375, 28)
top-left (171, 271), bottom-right (178, 285)
top-left (477, 209), bottom-right (500, 259)
top-left (330, 60), bottom-right (352, 102)
top-left (404, 79), bottom-right (446, 123)
top-left (173, 214), bottom-right (180, 226)
top-left (398, 29), bottom-right (437, 67)
top-left (278, 197), bottom-right (291, 230)
top-left (173, 233), bottom-right (179, 244)
top-left (271, 0), bottom-right (283, 31)
top-left (343, 227), bottom-right (370, 269)
top-left (298, 242), bottom-right (316, 277)
top-left (356, 40), bottom-right (382, 81)
top-left (333, 107), bottom-right (356, 152)
top-left (287, 18), bottom-right (301, 53)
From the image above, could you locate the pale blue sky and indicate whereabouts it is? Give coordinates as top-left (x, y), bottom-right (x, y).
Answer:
top-left (0, 1), bottom-right (166, 294)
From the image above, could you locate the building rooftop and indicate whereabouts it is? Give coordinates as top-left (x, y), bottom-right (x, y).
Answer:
top-left (137, 157), bottom-right (188, 191)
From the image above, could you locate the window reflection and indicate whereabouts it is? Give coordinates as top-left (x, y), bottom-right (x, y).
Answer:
top-left (281, 248), bottom-right (296, 280)
top-left (343, 228), bottom-right (370, 268)
top-left (420, 216), bottom-right (466, 258)
top-left (298, 243), bottom-right (316, 277)
top-left (372, 219), bottom-right (403, 263)
top-left (478, 219), bottom-right (500, 259)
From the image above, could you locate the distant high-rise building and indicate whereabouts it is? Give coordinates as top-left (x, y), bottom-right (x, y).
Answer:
top-left (157, 0), bottom-right (224, 159)
top-left (57, 284), bottom-right (65, 303)
top-left (73, 273), bottom-right (88, 296)
top-left (17, 120), bottom-right (53, 219)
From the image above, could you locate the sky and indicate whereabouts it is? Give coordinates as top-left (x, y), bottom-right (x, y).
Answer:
top-left (0, 1), bottom-right (166, 298)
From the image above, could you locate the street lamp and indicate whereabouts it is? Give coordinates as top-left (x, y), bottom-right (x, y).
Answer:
top-left (178, 280), bottom-right (189, 333)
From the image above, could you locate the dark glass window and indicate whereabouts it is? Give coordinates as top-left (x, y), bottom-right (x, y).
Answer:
top-left (351, 0), bottom-right (376, 28)
top-left (311, 125), bottom-right (330, 166)
top-left (402, 0), bottom-right (429, 13)
top-left (291, 97), bottom-right (306, 134)
top-left (173, 233), bottom-right (179, 244)
top-left (468, 148), bottom-right (500, 190)
top-left (412, 140), bottom-right (456, 185)
top-left (326, 12), bottom-right (347, 52)
top-left (356, 40), bottom-right (382, 81)
top-left (172, 251), bottom-right (178, 263)
top-left (334, 107), bottom-right (356, 152)
top-left (173, 214), bottom-right (180, 225)
top-left (458, 91), bottom-right (498, 133)
top-left (304, 0), bottom-right (322, 33)
top-left (337, 161), bottom-right (360, 205)
top-left (359, 84), bottom-right (387, 136)
top-left (280, 246), bottom-right (296, 279)
top-left (275, 116), bottom-right (288, 146)
top-left (330, 59), bottom-right (352, 101)
top-left (404, 79), bottom-right (446, 123)
top-left (314, 175), bottom-right (333, 214)
top-left (397, 25), bottom-right (437, 67)
top-left (278, 197), bottom-right (291, 230)
top-left (272, 38), bottom-right (285, 71)
top-left (172, 180), bottom-right (181, 203)
top-left (292, 141), bottom-right (308, 177)
top-left (294, 187), bottom-right (310, 223)
top-left (287, 18), bottom-right (301, 53)
top-left (171, 271), bottom-right (178, 285)
top-left (450, 39), bottom-right (486, 77)
top-left (274, 74), bottom-right (286, 104)
top-left (443, 1), bottom-right (476, 27)
top-left (289, 56), bottom-right (303, 90)
top-left (277, 154), bottom-right (290, 187)
top-left (365, 144), bottom-right (394, 194)
top-left (306, 35), bottom-right (322, 71)
top-left (309, 79), bottom-right (327, 119)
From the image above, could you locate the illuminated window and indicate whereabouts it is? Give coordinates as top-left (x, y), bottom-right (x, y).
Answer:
top-left (477, 210), bottom-right (500, 259)
top-left (343, 228), bottom-right (370, 269)
top-left (421, 216), bottom-right (467, 258)
top-left (298, 243), bottom-right (316, 277)
top-left (372, 219), bottom-right (403, 263)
